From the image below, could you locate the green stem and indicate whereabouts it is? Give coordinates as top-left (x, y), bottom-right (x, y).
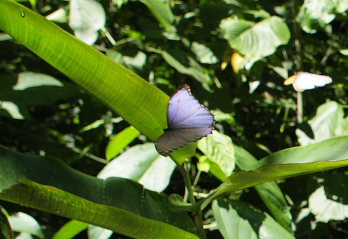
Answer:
top-left (297, 91), bottom-right (303, 123)
top-left (178, 164), bottom-right (206, 239)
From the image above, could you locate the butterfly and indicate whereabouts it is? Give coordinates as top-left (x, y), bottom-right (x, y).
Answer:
top-left (284, 72), bottom-right (332, 92)
top-left (155, 85), bottom-right (214, 156)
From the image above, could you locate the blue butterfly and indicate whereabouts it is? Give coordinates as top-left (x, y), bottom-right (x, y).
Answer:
top-left (156, 85), bottom-right (214, 156)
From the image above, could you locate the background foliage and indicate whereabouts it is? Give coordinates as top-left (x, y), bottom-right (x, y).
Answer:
top-left (1, 0), bottom-right (348, 238)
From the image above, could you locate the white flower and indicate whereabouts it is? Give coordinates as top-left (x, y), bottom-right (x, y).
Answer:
top-left (284, 72), bottom-right (332, 92)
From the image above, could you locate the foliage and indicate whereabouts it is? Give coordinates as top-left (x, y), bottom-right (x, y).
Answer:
top-left (1, 0), bottom-right (348, 238)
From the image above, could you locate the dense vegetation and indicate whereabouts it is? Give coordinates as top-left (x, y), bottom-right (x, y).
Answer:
top-left (1, 0), bottom-right (348, 238)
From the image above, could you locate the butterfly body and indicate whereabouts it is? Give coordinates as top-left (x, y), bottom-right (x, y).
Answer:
top-left (156, 85), bottom-right (214, 156)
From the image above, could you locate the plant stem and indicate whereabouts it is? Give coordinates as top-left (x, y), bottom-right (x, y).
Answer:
top-left (178, 164), bottom-right (206, 239)
top-left (297, 91), bottom-right (303, 123)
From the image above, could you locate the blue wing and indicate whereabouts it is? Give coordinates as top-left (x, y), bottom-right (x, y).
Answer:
top-left (167, 85), bottom-right (214, 129)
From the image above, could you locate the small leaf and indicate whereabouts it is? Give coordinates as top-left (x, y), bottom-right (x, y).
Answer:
top-left (106, 126), bottom-right (141, 160)
top-left (9, 212), bottom-right (44, 239)
top-left (88, 226), bottom-right (113, 239)
top-left (157, 49), bottom-right (211, 86)
top-left (0, 207), bottom-right (14, 239)
top-left (15, 72), bottom-right (63, 90)
top-left (139, 0), bottom-right (175, 33)
top-left (69, 0), bottom-right (106, 44)
top-left (53, 220), bottom-right (88, 239)
top-left (213, 199), bottom-right (294, 239)
top-left (191, 42), bottom-right (218, 64)
top-left (198, 131), bottom-right (235, 181)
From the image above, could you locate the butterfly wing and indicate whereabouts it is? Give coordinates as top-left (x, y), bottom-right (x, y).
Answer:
top-left (293, 72), bottom-right (332, 92)
top-left (168, 85), bottom-right (214, 129)
top-left (156, 127), bottom-right (213, 156)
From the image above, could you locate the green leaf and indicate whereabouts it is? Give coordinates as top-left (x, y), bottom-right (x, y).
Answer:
top-left (69, 0), bottom-right (106, 44)
top-left (234, 146), bottom-right (292, 232)
top-left (296, 101), bottom-right (348, 146)
top-left (156, 48), bottom-right (211, 87)
top-left (205, 136), bottom-right (348, 204)
top-left (105, 126), bottom-right (140, 160)
top-left (0, 207), bottom-right (14, 239)
top-left (88, 226), bottom-right (113, 239)
top-left (8, 212), bottom-right (44, 239)
top-left (14, 72), bottom-right (63, 89)
top-left (139, 0), bottom-right (176, 33)
top-left (308, 173), bottom-right (348, 222)
top-left (220, 16), bottom-right (290, 61)
top-left (191, 42), bottom-right (218, 64)
top-left (0, 145), bottom-right (198, 239)
top-left (212, 199), bottom-right (294, 239)
top-left (197, 131), bottom-right (236, 181)
top-left (0, 0), bottom-right (168, 142)
top-left (99, 143), bottom-right (176, 192)
top-left (296, 0), bottom-right (348, 33)
top-left (53, 220), bottom-right (88, 239)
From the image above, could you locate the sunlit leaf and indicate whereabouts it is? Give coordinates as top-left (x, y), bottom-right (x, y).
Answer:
top-left (9, 212), bottom-right (44, 239)
top-left (220, 16), bottom-right (290, 62)
top-left (296, 0), bottom-right (348, 33)
top-left (213, 199), bottom-right (294, 239)
top-left (308, 174), bottom-right (348, 222)
top-left (191, 42), bottom-right (218, 64)
top-left (53, 220), bottom-right (88, 239)
top-left (88, 226), bottom-right (113, 239)
top-left (296, 101), bottom-right (348, 146)
top-left (14, 72), bottom-right (63, 90)
top-left (197, 131), bottom-right (235, 181)
top-left (69, 0), bottom-right (106, 44)
top-left (106, 126), bottom-right (140, 160)
top-left (99, 143), bottom-right (176, 192)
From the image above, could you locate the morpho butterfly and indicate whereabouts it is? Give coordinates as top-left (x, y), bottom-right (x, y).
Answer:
top-left (284, 72), bottom-right (332, 92)
top-left (155, 85), bottom-right (214, 156)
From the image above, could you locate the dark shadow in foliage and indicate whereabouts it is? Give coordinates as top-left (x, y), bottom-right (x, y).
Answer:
top-left (297, 122), bottom-right (315, 140)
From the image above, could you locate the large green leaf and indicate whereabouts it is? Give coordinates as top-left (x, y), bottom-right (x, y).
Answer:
top-left (0, 146), bottom-right (198, 239)
top-left (220, 16), bottom-right (290, 61)
top-left (212, 199), bottom-right (294, 239)
top-left (0, 0), bottom-right (167, 141)
top-left (202, 136), bottom-right (348, 206)
top-left (234, 146), bottom-right (292, 232)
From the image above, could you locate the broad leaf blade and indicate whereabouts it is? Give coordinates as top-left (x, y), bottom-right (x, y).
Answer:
top-left (0, 145), bottom-right (197, 239)
top-left (206, 136), bottom-right (348, 202)
top-left (234, 146), bottom-right (292, 232)
top-left (0, 0), bottom-right (168, 141)
top-left (220, 16), bottom-right (290, 60)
